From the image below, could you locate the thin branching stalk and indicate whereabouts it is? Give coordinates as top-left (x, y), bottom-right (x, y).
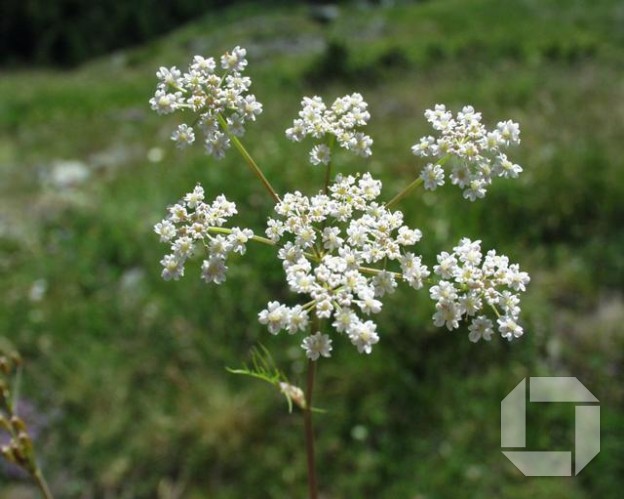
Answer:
top-left (323, 136), bottom-right (336, 195)
top-left (385, 177), bottom-right (424, 210)
top-left (34, 468), bottom-right (54, 499)
top-left (207, 226), bottom-right (275, 246)
top-left (386, 153), bottom-right (453, 209)
top-left (304, 358), bottom-right (318, 499)
top-left (217, 114), bottom-right (280, 203)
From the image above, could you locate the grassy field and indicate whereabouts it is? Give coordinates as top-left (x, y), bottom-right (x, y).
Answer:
top-left (1, 0), bottom-right (623, 497)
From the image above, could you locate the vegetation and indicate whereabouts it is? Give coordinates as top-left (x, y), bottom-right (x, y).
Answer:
top-left (1, 0), bottom-right (622, 497)
top-left (1, 0), bottom-right (241, 66)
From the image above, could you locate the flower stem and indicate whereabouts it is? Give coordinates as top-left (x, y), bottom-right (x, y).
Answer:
top-left (323, 136), bottom-right (336, 195)
top-left (33, 468), bottom-right (54, 499)
top-left (386, 154), bottom-right (453, 209)
top-left (303, 358), bottom-right (318, 499)
top-left (324, 161), bottom-right (333, 196)
top-left (207, 227), bottom-right (275, 246)
top-left (385, 177), bottom-right (424, 210)
top-left (217, 114), bottom-right (280, 203)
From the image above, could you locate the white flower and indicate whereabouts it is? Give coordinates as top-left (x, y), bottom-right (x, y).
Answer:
top-left (183, 184), bottom-right (204, 208)
top-left (286, 93), bottom-right (373, 165)
top-left (347, 320), bottom-right (379, 354)
top-left (302, 332), bottom-right (333, 360)
top-left (495, 153), bottom-right (523, 178)
top-left (434, 252), bottom-right (457, 279)
top-left (468, 316), bottom-right (494, 342)
top-left (172, 236), bottom-right (194, 258)
top-left (149, 90), bottom-right (184, 115)
top-left (156, 66), bottom-right (182, 89)
top-left (221, 46), bottom-right (248, 71)
top-left (429, 238), bottom-right (529, 341)
top-left (155, 187), bottom-right (253, 285)
top-left (498, 316), bottom-right (524, 340)
top-left (400, 253), bottom-right (429, 289)
top-left (310, 144), bottom-right (332, 166)
top-left (356, 290), bottom-right (382, 315)
top-left (191, 55), bottom-right (216, 74)
top-left (421, 163), bottom-right (445, 191)
top-left (412, 105), bottom-right (522, 200)
top-left (257, 173), bottom-right (427, 356)
top-left (287, 305), bottom-right (310, 334)
top-left (240, 94), bottom-right (262, 121)
top-left (258, 301), bottom-right (289, 335)
top-left (411, 136), bottom-right (437, 157)
top-left (506, 263), bottom-right (530, 292)
top-left (154, 220), bottom-right (177, 242)
top-left (397, 226), bottom-right (422, 246)
top-left (201, 257), bottom-right (228, 284)
top-left (371, 270), bottom-right (397, 296)
top-left (160, 254), bottom-right (184, 281)
top-left (150, 47), bottom-right (262, 159)
top-left (171, 124), bottom-right (195, 148)
top-left (433, 301), bottom-right (462, 330)
top-left (497, 120), bottom-right (521, 145)
top-left (230, 227), bottom-right (254, 255)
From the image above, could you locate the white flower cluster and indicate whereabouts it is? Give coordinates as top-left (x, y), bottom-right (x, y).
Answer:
top-left (285, 93), bottom-right (373, 165)
top-left (149, 46), bottom-right (263, 158)
top-left (412, 104), bottom-right (522, 201)
top-left (429, 238), bottom-right (530, 342)
top-left (154, 184), bottom-right (253, 283)
top-left (258, 173), bottom-right (429, 359)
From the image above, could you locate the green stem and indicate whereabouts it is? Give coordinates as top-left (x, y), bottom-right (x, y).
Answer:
top-left (323, 136), bottom-right (336, 195)
top-left (10, 365), bottom-right (22, 413)
top-left (303, 358), bottom-right (318, 499)
top-left (385, 177), bottom-right (424, 210)
top-left (33, 468), bottom-right (54, 499)
top-left (323, 161), bottom-right (332, 196)
top-left (207, 227), bottom-right (275, 246)
top-left (386, 153), bottom-right (453, 209)
top-left (217, 114), bottom-right (280, 203)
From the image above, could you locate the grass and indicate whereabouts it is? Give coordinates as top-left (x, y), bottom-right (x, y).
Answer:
top-left (1, 0), bottom-right (623, 497)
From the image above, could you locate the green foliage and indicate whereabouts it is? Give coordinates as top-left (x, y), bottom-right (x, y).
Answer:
top-left (0, 0), bottom-right (288, 67)
top-left (1, 0), bottom-right (623, 497)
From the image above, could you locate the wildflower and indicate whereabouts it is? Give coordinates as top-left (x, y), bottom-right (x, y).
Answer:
top-left (302, 332), bottom-right (333, 361)
top-left (347, 319), bottom-right (379, 354)
top-left (412, 104), bottom-right (522, 200)
top-left (286, 93), bottom-right (373, 165)
top-left (429, 238), bottom-right (529, 341)
top-left (149, 46), bottom-right (262, 159)
top-left (154, 185), bottom-right (253, 284)
top-left (468, 316), bottom-right (494, 343)
top-left (258, 173), bottom-right (428, 356)
top-left (171, 124), bottom-right (196, 148)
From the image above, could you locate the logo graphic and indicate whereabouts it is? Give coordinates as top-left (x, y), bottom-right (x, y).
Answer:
top-left (501, 377), bottom-right (600, 476)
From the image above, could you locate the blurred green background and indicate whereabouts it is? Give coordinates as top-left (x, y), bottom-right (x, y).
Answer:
top-left (1, 0), bottom-right (623, 497)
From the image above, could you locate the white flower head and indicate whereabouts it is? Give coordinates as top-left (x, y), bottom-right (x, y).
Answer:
top-left (259, 173), bottom-right (427, 356)
top-left (155, 186), bottom-right (253, 285)
top-left (150, 47), bottom-right (262, 159)
top-left (286, 93), bottom-right (373, 165)
top-left (412, 105), bottom-right (522, 200)
top-left (429, 238), bottom-right (529, 341)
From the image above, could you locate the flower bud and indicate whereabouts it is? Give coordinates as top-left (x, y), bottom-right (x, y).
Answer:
top-left (0, 414), bottom-right (10, 431)
top-left (1, 444), bottom-right (16, 464)
top-left (10, 415), bottom-right (27, 433)
top-left (279, 382), bottom-right (306, 410)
